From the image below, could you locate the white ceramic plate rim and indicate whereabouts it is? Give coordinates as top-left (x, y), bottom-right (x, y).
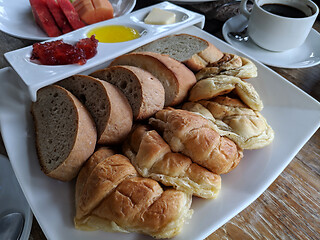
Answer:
top-left (0, 0), bottom-right (136, 40)
top-left (222, 14), bottom-right (320, 68)
top-left (0, 25), bottom-right (320, 240)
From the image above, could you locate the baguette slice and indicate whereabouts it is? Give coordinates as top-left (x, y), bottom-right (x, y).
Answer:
top-left (31, 85), bottom-right (97, 181)
top-left (58, 75), bottom-right (133, 145)
top-left (91, 65), bottom-right (165, 120)
top-left (109, 52), bottom-right (196, 106)
top-left (133, 34), bottom-right (224, 71)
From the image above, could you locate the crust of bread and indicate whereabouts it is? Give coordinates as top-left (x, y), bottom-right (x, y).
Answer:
top-left (91, 65), bottom-right (165, 120)
top-left (109, 52), bottom-right (196, 106)
top-left (31, 85), bottom-right (97, 181)
top-left (58, 75), bottom-right (133, 145)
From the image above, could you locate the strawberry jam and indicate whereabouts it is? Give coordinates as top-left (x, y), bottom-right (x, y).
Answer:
top-left (31, 35), bottom-right (98, 65)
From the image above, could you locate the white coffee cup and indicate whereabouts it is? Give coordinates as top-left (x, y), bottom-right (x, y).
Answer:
top-left (240, 0), bottom-right (319, 51)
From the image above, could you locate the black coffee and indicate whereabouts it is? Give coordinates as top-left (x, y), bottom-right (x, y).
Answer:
top-left (261, 3), bottom-right (307, 18)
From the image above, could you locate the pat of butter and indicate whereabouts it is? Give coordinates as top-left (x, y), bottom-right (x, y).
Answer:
top-left (144, 8), bottom-right (176, 25)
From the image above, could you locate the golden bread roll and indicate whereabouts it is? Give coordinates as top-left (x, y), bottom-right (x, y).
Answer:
top-left (188, 75), bottom-right (263, 111)
top-left (182, 97), bottom-right (274, 149)
top-left (196, 54), bottom-right (258, 80)
top-left (149, 108), bottom-right (243, 175)
top-left (75, 147), bottom-right (193, 239)
top-left (123, 125), bottom-right (221, 199)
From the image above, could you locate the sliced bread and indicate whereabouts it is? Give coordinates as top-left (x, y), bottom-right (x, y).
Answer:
top-left (133, 34), bottom-right (224, 71)
top-left (58, 75), bottom-right (133, 145)
top-left (31, 85), bottom-right (97, 181)
top-left (90, 65), bottom-right (165, 120)
top-left (109, 52), bottom-right (196, 106)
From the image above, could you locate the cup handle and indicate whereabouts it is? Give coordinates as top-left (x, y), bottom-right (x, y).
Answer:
top-left (240, 0), bottom-right (251, 19)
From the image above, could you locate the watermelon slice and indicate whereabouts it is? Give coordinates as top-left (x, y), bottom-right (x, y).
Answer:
top-left (57, 0), bottom-right (86, 30)
top-left (46, 0), bottom-right (72, 34)
top-left (29, 0), bottom-right (62, 37)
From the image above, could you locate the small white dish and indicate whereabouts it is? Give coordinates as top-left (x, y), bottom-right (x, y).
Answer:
top-left (0, 25), bottom-right (319, 240)
top-left (0, 0), bottom-right (136, 41)
top-left (4, 1), bottom-right (205, 102)
top-left (0, 155), bottom-right (33, 240)
top-left (222, 14), bottom-right (320, 68)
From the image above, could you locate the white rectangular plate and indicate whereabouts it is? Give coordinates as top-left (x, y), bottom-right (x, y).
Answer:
top-left (0, 25), bottom-right (319, 240)
top-left (4, 1), bottom-right (204, 102)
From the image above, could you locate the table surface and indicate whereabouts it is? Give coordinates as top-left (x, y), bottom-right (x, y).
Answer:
top-left (0, 1), bottom-right (319, 240)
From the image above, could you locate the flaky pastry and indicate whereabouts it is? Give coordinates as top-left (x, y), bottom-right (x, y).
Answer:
top-left (188, 75), bottom-right (263, 111)
top-left (123, 125), bottom-right (221, 199)
top-left (74, 147), bottom-right (193, 239)
top-left (149, 108), bottom-right (243, 175)
top-left (182, 97), bottom-right (274, 149)
top-left (196, 54), bottom-right (258, 80)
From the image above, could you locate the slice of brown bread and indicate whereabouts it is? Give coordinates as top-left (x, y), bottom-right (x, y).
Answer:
top-left (133, 34), bottom-right (224, 71)
top-left (31, 85), bottom-right (97, 181)
top-left (108, 52), bottom-right (196, 106)
top-left (90, 65), bottom-right (165, 120)
top-left (58, 75), bottom-right (133, 145)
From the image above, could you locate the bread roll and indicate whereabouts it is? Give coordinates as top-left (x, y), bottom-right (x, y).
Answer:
top-left (123, 125), bottom-right (221, 199)
top-left (91, 65), bottom-right (165, 120)
top-left (75, 148), bottom-right (193, 239)
top-left (182, 97), bottom-right (274, 149)
top-left (109, 51), bottom-right (196, 106)
top-left (58, 75), bottom-right (132, 145)
top-left (133, 34), bottom-right (224, 71)
top-left (31, 85), bottom-right (97, 181)
top-left (149, 108), bottom-right (243, 175)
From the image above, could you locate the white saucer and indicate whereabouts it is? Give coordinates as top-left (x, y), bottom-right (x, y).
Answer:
top-left (0, 155), bottom-right (33, 240)
top-left (222, 14), bottom-right (320, 68)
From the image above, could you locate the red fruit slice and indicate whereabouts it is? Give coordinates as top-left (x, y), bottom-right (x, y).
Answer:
top-left (57, 0), bottom-right (86, 30)
top-left (29, 0), bottom-right (61, 37)
top-left (46, 0), bottom-right (72, 34)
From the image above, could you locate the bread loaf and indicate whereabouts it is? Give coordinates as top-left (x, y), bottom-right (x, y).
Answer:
top-left (123, 125), bottom-right (221, 199)
top-left (31, 85), bottom-right (97, 181)
top-left (58, 75), bottom-right (133, 145)
top-left (133, 34), bottom-right (224, 71)
top-left (108, 52), bottom-right (196, 106)
top-left (182, 97), bottom-right (274, 149)
top-left (90, 65), bottom-right (165, 120)
top-left (75, 147), bottom-right (193, 239)
top-left (149, 108), bottom-right (243, 175)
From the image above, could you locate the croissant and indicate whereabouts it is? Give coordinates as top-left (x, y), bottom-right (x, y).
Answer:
top-left (196, 54), bottom-right (258, 80)
top-left (182, 97), bottom-right (274, 149)
top-left (74, 147), bottom-right (193, 239)
top-left (188, 75), bottom-right (263, 111)
top-left (149, 108), bottom-right (243, 175)
top-left (123, 124), bottom-right (221, 199)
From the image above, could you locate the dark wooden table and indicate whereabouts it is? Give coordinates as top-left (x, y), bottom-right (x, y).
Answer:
top-left (0, 1), bottom-right (319, 239)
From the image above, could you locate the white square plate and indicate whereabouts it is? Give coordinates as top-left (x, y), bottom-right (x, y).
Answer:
top-left (0, 26), bottom-right (319, 240)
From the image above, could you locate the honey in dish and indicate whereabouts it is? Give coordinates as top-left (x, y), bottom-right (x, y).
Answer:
top-left (87, 25), bottom-right (140, 43)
